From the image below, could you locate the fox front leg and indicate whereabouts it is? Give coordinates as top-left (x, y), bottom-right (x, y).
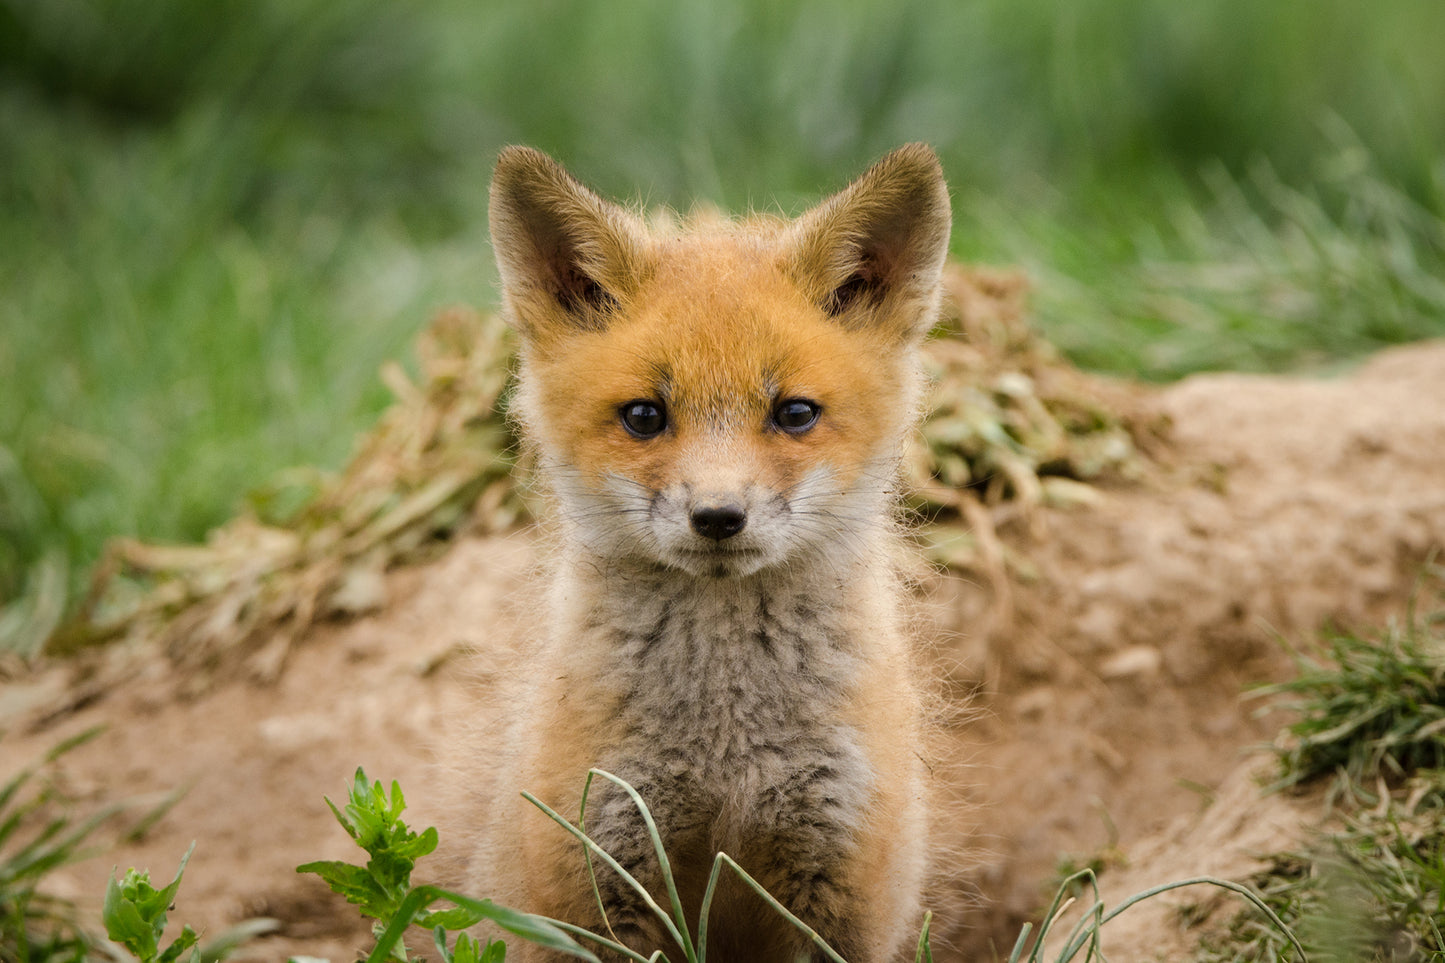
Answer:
top-left (578, 772), bottom-right (712, 960)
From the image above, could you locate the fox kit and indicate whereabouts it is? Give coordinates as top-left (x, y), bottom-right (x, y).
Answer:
top-left (470, 144), bottom-right (951, 962)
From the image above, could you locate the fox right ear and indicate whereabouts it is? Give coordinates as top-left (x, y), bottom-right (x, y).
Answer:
top-left (489, 147), bottom-right (651, 340)
top-left (786, 143), bottom-right (952, 344)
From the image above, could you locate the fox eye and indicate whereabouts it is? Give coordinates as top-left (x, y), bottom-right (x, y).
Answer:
top-left (773, 398), bottom-right (821, 433)
top-left (620, 400), bottom-right (667, 438)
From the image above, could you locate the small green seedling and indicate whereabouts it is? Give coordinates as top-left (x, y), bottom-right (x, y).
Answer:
top-left (102, 842), bottom-right (200, 963)
top-left (299, 768), bottom-right (594, 963)
top-left (438, 930), bottom-right (506, 963)
top-left (296, 770), bottom-right (448, 943)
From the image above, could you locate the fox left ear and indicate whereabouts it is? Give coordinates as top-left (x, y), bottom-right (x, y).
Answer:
top-left (786, 143), bottom-right (952, 342)
top-left (489, 146), bottom-right (652, 342)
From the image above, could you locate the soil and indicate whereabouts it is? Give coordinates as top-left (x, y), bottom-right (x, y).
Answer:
top-left (4, 339), bottom-right (1445, 962)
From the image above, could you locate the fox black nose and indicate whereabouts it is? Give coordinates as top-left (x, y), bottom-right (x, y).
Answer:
top-left (690, 503), bottom-right (747, 541)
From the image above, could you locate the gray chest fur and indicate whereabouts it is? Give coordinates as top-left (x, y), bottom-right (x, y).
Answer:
top-left (578, 568), bottom-right (873, 846)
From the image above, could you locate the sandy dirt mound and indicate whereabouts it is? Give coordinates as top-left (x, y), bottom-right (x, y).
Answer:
top-left (3, 340), bottom-right (1444, 961)
top-left (940, 340), bottom-right (1445, 955)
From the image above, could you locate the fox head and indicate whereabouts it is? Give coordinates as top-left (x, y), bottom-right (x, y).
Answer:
top-left (490, 145), bottom-right (951, 577)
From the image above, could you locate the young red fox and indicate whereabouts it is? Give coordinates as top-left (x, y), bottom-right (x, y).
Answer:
top-left (470, 144), bottom-right (951, 961)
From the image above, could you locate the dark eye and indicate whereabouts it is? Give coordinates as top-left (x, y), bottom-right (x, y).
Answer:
top-left (620, 400), bottom-right (667, 438)
top-left (773, 398), bottom-right (821, 433)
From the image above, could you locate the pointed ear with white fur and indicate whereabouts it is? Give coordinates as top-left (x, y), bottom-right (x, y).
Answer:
top-left (488, 146), bottom-right (652, 340)
top-left (786, 143), bottom-right (952, 342)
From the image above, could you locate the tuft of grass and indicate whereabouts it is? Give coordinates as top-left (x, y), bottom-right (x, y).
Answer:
top-left (1014, 869), bottom-right (1302, 963)
top-left (1257, 597), bottom-right (1445, 803)
top-left (1192, 591), bottom-right (1445, 962)
top-left (0, 727), bottom-right (122, 963)
top-left (1192, 782), bottom-right (1445, 963)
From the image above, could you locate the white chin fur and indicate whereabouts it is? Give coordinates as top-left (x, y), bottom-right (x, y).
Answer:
top-left (553, 465), bottom-right (885, 576)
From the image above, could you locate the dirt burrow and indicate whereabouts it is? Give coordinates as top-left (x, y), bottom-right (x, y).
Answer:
top-left (2, 340), bottom-right (1444, 961)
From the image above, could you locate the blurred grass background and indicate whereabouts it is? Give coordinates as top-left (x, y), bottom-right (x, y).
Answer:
top-left (2, 0), bottom-right (1444, 645)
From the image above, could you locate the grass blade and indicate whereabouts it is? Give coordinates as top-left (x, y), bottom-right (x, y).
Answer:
top-left (521, 790), bottom-right (686, 959)
top-left (587, 769), bottom-right (696, 962)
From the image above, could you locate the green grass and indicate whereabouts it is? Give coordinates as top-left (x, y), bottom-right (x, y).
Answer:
top-left (982, 145), bottom-right (1445, 379)
top-left (294, 767), bottom-right (1299, 963)
top-left (77, 765), bottom-right (1302, 963)
top-left (4, 0), bottom-right (1445, 645)
top-left (1202, 822), bottom-right (1445, 963)
top-left (1261, 593), bottom-right (1445, 802)
top-left (0, 729), bottom-right (120, 963)
top-left (1190, 591), bottom-right (1445, 962)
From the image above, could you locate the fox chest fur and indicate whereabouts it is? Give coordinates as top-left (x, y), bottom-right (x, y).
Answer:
top-left (468, 143), bottom-right (952, 962)
top-left (560, 561), bottom-right (876, 826)
top-left (514, 555), bottom-right (915, 963)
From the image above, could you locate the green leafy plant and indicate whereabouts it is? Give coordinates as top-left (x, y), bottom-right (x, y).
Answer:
top-left (99, 843), bottom-right (280, 963)
top-left (102, 844), bottom-right (201, 963)
top-left (2, 727), bottom-right (238, 963)
top-left (297, 768), bottom-right (592, 963)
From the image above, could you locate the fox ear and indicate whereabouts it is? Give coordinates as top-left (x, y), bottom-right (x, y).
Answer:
top-left (787, 143), bottom-right (952, 342)
top-left (489, 147), bottom-right (651, 339)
